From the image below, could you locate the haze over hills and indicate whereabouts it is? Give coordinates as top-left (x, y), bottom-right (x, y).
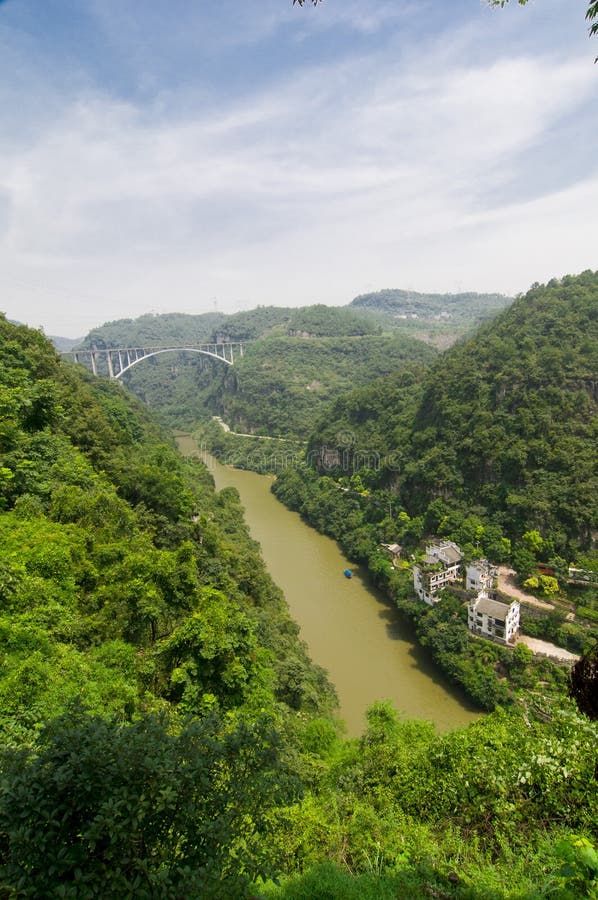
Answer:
top-left (69, 289), bottom-right (513, 350)
top-left (350, 288), bottom-right (513, 346)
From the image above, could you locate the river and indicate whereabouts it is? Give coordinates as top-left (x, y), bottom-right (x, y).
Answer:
top-left (177, 434), bottom-right (480, 736)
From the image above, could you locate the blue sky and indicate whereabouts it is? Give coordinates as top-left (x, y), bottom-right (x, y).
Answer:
top-left (0, 0), bottom-right (596, 337)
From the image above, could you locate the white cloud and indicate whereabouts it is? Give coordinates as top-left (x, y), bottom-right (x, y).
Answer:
top-left (0, 6), bottom-right (596, 336)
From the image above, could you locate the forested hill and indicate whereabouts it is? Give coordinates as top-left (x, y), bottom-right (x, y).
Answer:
top-left (0, 313), bottom-right (335, 726)
top-left (210, 333), bottom-right (435, 438)
top-left (351, 287), bottom-right (513, 324)
top-left (0, 313), bottom-right (337, 893)
top-left (79, 292), bottom-right (511, 364)
top-left (309, 270), bottom-right (598, 551)
top-left (80, 305), bottom-right (380, 349)
top-left (2, 316), bottom-right (598, 896)
top-left (78, 305), bottom-right (437, 438)
top-left (83, 310), bottom-right (227, 347)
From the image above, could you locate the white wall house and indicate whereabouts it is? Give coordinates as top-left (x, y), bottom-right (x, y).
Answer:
top-left (413, 541), bottom-right (462, 605)
top-left (466, 559), bottom-right (498, 594)
top-left (467, 594), bottom-right (520, 645)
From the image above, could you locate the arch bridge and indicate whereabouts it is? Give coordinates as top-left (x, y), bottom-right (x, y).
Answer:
top-left (62, 342), bottom-right (246, 380)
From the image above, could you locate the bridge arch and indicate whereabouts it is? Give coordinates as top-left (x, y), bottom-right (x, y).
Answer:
top-left (63, 342), bottom-right (245, 379)
top-left (114, 347), bottom-right (233, 379)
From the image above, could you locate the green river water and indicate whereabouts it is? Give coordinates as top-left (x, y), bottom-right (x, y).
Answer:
top-left (177, 434), bottom-right (480, 736)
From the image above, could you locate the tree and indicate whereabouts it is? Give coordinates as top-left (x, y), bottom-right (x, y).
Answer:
top-left (0, 706), bottom-right (299, 898)
top-left (570, 642), bottom-right (598, 720)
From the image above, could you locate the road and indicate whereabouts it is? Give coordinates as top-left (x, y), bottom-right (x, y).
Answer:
top-left (497, 567), bottom-right (554, 610)
top-left (517, 635), bottom-right (579, 663)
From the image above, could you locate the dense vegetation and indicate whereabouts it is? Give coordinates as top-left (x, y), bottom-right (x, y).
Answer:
top-left (351, 287), bottom-right (512, 322)
top-left (272, 272), bottom-right (598, 714)
top-left (2, 310), bottom-right (597, 897)
top-left (272, 463), bottom-right (597, 710)
top-left (76, 308), bottom-right (437, 438)
top-left (350, 288), bottom-right (513, 347)
top-left (70, 289), bottom-right (514, 439)
top-left (309, 271), bottom-right (598, 554)
top-left (83, 311), bottom-right (227, 348)
top-left (209, 334), bottom-right (435, 438)
top-left (0, 314), bottom-right (334, 895)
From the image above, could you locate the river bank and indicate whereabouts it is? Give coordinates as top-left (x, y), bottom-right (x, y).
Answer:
top-left (176, 433), bottom-right (479, 736)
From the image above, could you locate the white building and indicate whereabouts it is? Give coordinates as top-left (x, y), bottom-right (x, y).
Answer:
top-left (413, 541), bottom-right (462, 605)
top-left (468, 594), bottom-right (520, 645)
top-left (466, 559), bottom-right (498, 594)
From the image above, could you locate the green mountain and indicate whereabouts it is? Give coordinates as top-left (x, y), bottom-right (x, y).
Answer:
top-left (1, 314), bottom-right (597, 897)
top-left (72, 291), bottom-right (515, 438)
top-left (78, 304), bottom-right (379, 349)
top-left (350, 288), bottom-right (514, 348)
top-left (76, 305), bottom-right (436, 438)
top-left (308, 271), bottom-right (598, 552)
top-left (209, 333), bottom-right (435, 438)
top-left (351, 287), bottom-right (513, 322)
top-left (82, 310), bottom-right (227, 347)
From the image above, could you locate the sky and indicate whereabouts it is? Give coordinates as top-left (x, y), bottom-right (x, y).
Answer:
top-left (0, 0), bottom-right (596, 338)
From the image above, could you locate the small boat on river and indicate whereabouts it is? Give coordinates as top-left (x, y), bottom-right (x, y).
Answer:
top-left (343, 569), bottom-right (353, 578)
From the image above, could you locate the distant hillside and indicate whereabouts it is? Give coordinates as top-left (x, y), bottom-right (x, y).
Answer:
top-left (209, 333), bottom-right (435, 438)
top-left (285, 304), bottom-right (380, 337)
top-left (72, 287), bottom-right (515, 440)
top-left (78, 306), bottom-right (436, 438)
top-left (309, 271), bottom-right (598, 550)
top-left (349, 288), bottom-right (513, 347)
top-left (351, 287), bottom-right (513, 322)
top-left (79, 304), bottom-right (381, 349)
top-left (81, 311), bottom-right (227, 348)
top-left (49, 334), bottom-right (82, 352)
top-left (210, 306), bottom-right (293, 341)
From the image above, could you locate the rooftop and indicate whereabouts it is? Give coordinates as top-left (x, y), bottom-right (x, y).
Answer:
top-left (471, 595), bottom-right (517, 619)
top-left (425, 540), bottom-right (462, 565)
top-left (441, 546), bottom-right (462, 564)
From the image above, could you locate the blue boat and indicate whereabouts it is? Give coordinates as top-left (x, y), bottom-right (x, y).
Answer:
top-left (343, 569), bottom-right (353, 578)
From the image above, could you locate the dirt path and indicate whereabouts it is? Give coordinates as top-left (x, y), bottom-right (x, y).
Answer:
top-left (517, 635), bottom-right (579, 663)
top-left (497, 567), bottom-right (554, 610)
top-left (211, 416), bottom-right (305, 443)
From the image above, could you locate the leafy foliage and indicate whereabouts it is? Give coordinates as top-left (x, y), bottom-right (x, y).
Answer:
top-left (210, 334), bottom-right (435, 438)
top-left (74, 304), bottom-right (435, 439)
top-left (351, 286), bottom-right (512, 327)
top-left (2, 310), bottom-right (598, 897)
top-left (309, 271), bottom-right (598, 554)
top-left (0, 706), bottom-right (298, 898)
top-left (0, 312), bottom-right (336, 732)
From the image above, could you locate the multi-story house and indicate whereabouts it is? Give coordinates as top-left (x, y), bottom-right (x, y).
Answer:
top-left (467, 594), bottom-right (520, 645)
top-left (465, 559), bottom-right (498, 594)
top-left (413, 540), bottom-right (462, 605)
